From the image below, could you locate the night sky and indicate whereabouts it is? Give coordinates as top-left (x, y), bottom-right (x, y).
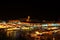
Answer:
top-left (0, 1), bottom-right (60, 21)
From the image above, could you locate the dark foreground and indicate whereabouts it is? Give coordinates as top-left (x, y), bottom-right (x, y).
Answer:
top-left (0, 30), bottom-right (60, 40)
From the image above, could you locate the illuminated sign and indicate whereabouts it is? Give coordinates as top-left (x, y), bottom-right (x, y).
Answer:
top-left (42, 23), bottom-right (60, 26)
top-left (51, 24), bottom-right (60, 26)
top-left (48, 23), bottom-right (60, 26)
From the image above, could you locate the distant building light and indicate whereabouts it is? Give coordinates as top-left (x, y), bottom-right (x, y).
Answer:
top-left (42, 24), bottom-right (48, 26)
top-left (35, 31), bottom-right (40, 34)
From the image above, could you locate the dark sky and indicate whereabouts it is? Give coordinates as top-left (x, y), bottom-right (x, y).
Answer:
top-left (0, 1), bottom-right (60, 21)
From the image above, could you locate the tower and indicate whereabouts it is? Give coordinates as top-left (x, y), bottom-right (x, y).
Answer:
top-left (26, 16), bottom-right (30, 22)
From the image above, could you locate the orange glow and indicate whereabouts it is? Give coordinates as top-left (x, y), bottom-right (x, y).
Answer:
top-left (21, 27), bottom-right (29, 30)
